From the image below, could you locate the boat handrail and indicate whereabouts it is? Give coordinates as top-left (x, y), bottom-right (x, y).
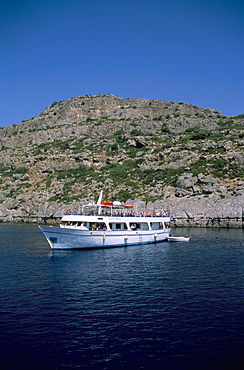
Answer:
top-left (63, 212), bottom-right (169, 218)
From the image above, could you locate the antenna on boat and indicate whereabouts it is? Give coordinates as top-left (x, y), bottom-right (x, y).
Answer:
top-left (97, 190), bottom-right (103, 214)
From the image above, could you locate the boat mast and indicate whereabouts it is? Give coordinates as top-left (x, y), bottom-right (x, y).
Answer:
top-left (97, 190), bottom-right (103, 214)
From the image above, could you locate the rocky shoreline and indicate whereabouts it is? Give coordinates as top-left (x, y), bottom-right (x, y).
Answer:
top-left (1, 187), bottom-right (243, 228)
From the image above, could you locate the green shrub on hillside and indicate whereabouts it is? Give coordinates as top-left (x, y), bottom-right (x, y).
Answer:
top-left (57, 165), bottom-right (93, 181)
top-left (130, 129), bottom-right (144, 136)
top-left (113, 129), bottom-right (126, 144)
top-left (161, 124), bottom-right (171, 134)
top-left (191, 158), bottom-right (244, 179)
top-left (139, 167), bottom-right (185, 186)
top-left (116, 190), bottom-right (131, 202)
top-left (0, 166), bottom-right (28, 177)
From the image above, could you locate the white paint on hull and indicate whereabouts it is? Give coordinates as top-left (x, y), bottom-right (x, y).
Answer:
top-left (39, 226), bottom-right (170, 249)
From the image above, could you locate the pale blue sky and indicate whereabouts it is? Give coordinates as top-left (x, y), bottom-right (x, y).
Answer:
top-left (1, 0), bottom-right (243, 127)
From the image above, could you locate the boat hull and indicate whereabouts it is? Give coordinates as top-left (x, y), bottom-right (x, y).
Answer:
top-left (39, 226), bottom-right (170, 249)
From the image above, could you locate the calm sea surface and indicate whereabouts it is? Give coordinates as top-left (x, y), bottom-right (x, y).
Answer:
top-left (0, 224), bottom-right (243, 369)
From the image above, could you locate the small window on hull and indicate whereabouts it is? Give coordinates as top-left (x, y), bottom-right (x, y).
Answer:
top-left (50, 237), bottom-right (57, 244)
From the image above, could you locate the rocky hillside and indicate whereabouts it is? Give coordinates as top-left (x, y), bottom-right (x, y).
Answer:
top-left (0, 94), bottom-right (243, 227)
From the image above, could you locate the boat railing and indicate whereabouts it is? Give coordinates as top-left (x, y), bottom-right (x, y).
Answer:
top-left (64, 212), bottom-right (169, 218)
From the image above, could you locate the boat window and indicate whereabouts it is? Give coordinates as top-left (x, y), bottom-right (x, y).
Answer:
top-left (164, 222), bottom-right (170, 228)
top-left (78, 222), bottom-right (89, 230)
top-left (151, 222), bottom-right (165, 230)
top-left (150, 222), bottom-right (163, 230)
top-left (129, 222), bottom-right (149, 230)
top-left (89, 222), bottom-right (107, 231)
top-left (139, 222), bottom-right (149, 230)
top-left (109, 222), bottom-right (128, 230)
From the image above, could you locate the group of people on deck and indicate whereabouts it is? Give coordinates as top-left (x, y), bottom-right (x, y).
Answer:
top-left (65, 209), bottom-right (168, 217)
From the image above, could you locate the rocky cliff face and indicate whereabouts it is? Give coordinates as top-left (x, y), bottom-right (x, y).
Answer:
top-left (0, 94), bottom-right (243, 227)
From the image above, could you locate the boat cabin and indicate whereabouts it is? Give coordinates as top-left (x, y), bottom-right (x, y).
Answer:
top-left (60, 195), bottom-right (170, 232)
top-left (60, 218), bottom-right (170, 232)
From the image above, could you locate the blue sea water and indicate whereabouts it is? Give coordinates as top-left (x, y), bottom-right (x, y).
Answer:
top-left (0, 224), bottom-right (244, 369)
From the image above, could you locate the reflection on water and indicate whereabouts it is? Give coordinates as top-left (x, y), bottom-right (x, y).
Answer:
top-left (0, 224), bottom-right (244, 369)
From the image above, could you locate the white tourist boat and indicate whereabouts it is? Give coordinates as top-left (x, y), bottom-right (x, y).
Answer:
top-left (39, 191), bottom-right (170, 249)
